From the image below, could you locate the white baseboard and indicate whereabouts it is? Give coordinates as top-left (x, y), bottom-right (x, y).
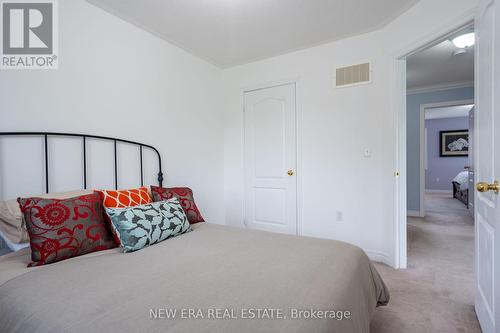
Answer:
top-left (425, 189), bottom-right (452, 194)
top-left (366, 250), bottom-right (393, 267)
top-left (407, 210), bottom-right (424, 217)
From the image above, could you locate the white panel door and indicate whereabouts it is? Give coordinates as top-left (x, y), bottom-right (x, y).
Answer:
top-left (474, 1), bottom-right (499, 332)
top-left (244, 83), bottom-right (297, 235)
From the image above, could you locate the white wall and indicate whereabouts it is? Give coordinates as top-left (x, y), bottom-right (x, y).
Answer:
top-left (0, 0), bottom-right (225, 224)
top-left (221, 0), bottom-right (478, 266)
top-left (0, 0), bottom-right (480, 265)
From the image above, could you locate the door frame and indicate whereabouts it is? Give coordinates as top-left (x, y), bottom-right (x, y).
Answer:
top-left (393, 11), bottom-right (475, 269)
top-left (414, 99), bottom-right (475, 218)
top-left (241, 78), bottom-right (302, 235)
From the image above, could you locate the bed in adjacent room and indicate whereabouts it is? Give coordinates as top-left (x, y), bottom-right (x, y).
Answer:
top-left (452, 170), bottom-right (469, 206)
top-left (0, 132), bottom-right (389, 333)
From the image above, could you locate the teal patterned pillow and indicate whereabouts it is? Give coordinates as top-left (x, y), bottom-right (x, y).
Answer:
top-left (105, 198), bottom-right (192, 252)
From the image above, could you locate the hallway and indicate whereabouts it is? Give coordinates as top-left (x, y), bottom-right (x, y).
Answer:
top-left (371, 193), bottom-right (480, 332)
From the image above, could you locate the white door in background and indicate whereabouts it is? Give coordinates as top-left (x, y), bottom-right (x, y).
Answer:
top-left (474, 1), bottom-right (499, 332)
top-left (244, 83), bottom-right (297, 235)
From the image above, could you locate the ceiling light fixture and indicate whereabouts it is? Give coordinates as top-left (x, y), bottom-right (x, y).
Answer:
top-left (452, 49), bottom-right (467, 56)
top-left (452, 32), bottom-right (475, 48)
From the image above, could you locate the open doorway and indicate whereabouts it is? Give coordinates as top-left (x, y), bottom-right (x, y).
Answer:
top-left (406, 23), bottom-right (475, 245)
top-left (401, 24), bottom-right (478, 330)
top-left (419, 100), bottom-right (474, 217)
top-left (406, 25), bottom-right (475, 220)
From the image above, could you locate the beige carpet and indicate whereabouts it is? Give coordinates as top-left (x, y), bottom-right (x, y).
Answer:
top-left (370, 193), bottom-right (481, 333)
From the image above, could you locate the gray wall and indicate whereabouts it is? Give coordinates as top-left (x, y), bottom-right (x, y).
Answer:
top-left (425, 117), bottom-right (468, 190)
top-left (406, 87), bottom-right (474, 211)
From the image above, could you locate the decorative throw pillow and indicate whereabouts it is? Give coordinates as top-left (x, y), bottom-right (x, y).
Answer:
top-left (105, 198), bottom-right (192, 252)
top-left (97, 186), bottom-right (152, 209)
top-left (96, 186), bottom-right (152, 245)
top-left (0, 190), bottom-right (94, 246)
top-left (150, 186), bottom-right (204, 224)
top-left (17, 193), bottom-right (116, 267)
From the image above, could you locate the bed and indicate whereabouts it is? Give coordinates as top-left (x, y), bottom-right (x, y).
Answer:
top-left (452, 170), bottom-right (469, 206)
top-left (0, 132), bottom-right (389, 333)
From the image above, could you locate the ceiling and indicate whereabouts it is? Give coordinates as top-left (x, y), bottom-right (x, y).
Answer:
top-left (407, 33), bottom-right (474, 90)
top-left (87, 0), bottom-right (420, 68)
top-left (425, 104), bottom-right (474, 120)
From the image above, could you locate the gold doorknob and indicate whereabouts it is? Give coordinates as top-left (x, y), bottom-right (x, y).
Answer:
top-left (476, 181), bottom-right (499, 194)
top-left (287, 169), bottom-right (294, 176)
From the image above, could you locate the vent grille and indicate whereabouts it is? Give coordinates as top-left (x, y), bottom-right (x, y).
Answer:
top-left (335, 62), bottom-right (371, 87)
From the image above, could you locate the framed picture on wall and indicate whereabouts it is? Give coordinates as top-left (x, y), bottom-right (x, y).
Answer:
top-left (440, 130), bottom-right (469, 157)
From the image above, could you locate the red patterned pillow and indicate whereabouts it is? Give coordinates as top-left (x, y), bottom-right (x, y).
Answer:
top-left (17, 193), bottom-right (116, 267)
top-left (150, 186), bottom-right (204, 224)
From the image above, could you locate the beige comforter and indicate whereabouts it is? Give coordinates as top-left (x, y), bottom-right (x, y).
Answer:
top-left (0, 223), bottom-right (389, 333)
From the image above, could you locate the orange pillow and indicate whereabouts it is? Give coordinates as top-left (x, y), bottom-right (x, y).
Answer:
top-left (96, 187), bottom-right (152, 246)
top-left (98, 186), bottom-right (152, 209)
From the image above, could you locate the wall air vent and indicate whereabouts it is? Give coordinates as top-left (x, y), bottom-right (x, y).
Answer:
top-left (335, 62), bottom-right (371, 88)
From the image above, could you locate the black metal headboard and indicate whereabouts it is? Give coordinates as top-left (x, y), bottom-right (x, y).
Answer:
top-left (0, 132), bottom-right (163, 193)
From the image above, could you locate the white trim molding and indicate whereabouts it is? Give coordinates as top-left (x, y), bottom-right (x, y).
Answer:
top-left (407, 210), bottom-right (424, 217)
top-left (407, 80), bottom-right (474, 95)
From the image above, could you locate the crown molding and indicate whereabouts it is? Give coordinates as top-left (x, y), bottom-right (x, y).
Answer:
top-left (407, 80), bottom-right (474, 95)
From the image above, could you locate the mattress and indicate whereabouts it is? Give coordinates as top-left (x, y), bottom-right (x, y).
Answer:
top-left (0, 223), bottom-right (389, 333)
